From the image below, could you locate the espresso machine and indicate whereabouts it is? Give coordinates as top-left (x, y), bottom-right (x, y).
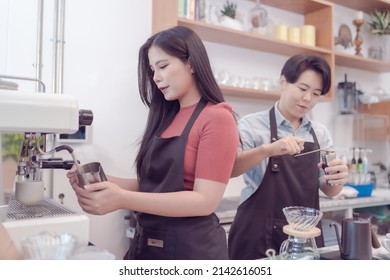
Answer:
top-left (0, 89), bottom-right (92, 253)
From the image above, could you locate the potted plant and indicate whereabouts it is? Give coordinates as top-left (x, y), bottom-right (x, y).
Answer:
top-left (1, 133), bottom-right (23, 201)
top-left (367, 9), bottom-right (390, 60)
top-left (219, 1), bottom-right (243, 31)
top-left (221, 0), bottom-right (237, 19)
top-left (368, 9), bottom-right (390, 35)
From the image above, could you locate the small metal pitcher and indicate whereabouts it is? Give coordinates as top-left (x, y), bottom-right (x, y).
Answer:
top-left (76, 162), bottom-right (107, 188)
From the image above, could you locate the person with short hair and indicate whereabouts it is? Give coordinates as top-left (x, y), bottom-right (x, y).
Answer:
top-left (228, 54), bottom-right (348, 260)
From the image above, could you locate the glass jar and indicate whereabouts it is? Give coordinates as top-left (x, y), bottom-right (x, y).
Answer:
top-left (279, 236), bottom-right (319, 260)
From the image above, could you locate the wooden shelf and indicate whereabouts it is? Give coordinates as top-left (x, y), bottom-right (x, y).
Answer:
top-left (179, 19), bottom-right (390, 73)
top-left (220, 84), bottom-right (332, 102)
top-left (334, 51), bottom-right (390, 72)
top-left (178, 19), bottom-right (332, 57)
top-left (219, 85), bottom-right (280, 100)
top-left (330, 0), bottom-right (390, 14)
top-left (258, 0), bottom-right (332, 14)
top-left (356, 104), bottom-right (390, 141)
top-left (153, 0), bottom-right (390, 105)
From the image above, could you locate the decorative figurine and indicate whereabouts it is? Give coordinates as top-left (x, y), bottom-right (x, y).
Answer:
top-left (334, 24), bottom-right (353, 49)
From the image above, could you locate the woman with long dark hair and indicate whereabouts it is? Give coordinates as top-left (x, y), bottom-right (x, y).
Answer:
top-left (68, 26), bottom-right (239, 260)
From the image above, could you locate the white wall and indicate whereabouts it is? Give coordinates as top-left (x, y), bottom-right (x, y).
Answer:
top-left (2, 0), bottom-right (390, 258)
top-left (55, 0), bottom-right (152, 259)
top-left (1, 0), bottom-right (152, 259)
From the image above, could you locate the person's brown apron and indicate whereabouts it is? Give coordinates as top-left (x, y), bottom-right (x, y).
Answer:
top-left (228, 107), bottom-right (324, 260)
top-left (124, 99), bottom-right (228, 260)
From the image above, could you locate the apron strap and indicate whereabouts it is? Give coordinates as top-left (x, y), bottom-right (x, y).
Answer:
top-left (268, 107), bottom-right (320, 172)
top-left (181, 98), bottom-right (208, 138)
top-left (269, 107), bottom-right (280, 172)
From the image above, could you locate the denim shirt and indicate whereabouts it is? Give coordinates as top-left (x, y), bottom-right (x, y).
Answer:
top-left (238, 103), bottom-right (333, 204)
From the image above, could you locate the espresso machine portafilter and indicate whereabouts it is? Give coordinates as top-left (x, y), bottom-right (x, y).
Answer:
top-left (0, 89), bottom-right (93, 254)
top-left (15, 109), bottom-right (93, 205)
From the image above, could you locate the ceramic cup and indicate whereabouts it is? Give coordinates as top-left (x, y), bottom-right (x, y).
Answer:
top-left (381, 233), bottom-right (390, 253)
top-left (15, 181), bottom-right (44, 205)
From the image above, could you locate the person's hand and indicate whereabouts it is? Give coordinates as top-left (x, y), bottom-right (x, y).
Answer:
top-left (318, 158), bottom-right (349, 186)
top-left (265, 135), bottom-right (305, 157)
top-left (66, 166), bottom-right (125, 215)
top-left (76, 181), bottom-right (124, 215)
top-left (66, 165), bottom-right (81, 189)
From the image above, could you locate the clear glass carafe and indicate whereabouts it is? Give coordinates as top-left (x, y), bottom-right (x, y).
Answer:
top-left (280, 206), bottom-right (323, 260)
top-left (279, 236), bottom-right (319, 260)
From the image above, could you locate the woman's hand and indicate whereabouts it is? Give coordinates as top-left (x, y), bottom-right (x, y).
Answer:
top-left (77, 182), bottom-right (125, 215)
top-left (66, 165), bottom-right (81, 189)
top-left (66, 166), bottom-right (125, 215)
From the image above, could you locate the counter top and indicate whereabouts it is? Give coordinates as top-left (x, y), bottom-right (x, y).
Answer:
top-left (216, 188), bottom-right (390, 224)
top-left (320, 188), bottom-right (390, 212)
top-left (319, 243), bottom-right (390, 260)
top-left (260, 234), bottom-right (390, 260)
top-left (263, 242), bottom-right (390, 260)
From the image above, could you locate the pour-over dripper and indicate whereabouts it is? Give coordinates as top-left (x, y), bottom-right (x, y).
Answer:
top-left (283, 206), bottom-right (323, 232)
top-left (280, 206), bottom-right (323, 260)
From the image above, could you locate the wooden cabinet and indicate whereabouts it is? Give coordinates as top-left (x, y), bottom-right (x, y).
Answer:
top-left (356, 103), bottom-right (390, 141)
top-left (152, 0), bottom-right (390, 101)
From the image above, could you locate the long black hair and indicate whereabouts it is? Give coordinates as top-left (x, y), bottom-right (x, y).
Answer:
top-left (135, 26), bottom-right (226, 178)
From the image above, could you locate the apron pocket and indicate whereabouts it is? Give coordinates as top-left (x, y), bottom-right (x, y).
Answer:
top-left (265, 218), bottom-right (288, 254)
top-left (136, 228), bottom-right (177, 260)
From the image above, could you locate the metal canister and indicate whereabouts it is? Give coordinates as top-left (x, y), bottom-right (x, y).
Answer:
top-left (321, 150), bottom-right (336, 185)
top-left (76, 161), bottom-right (107, 188)
top-left (321, 150), bottom-right (336, 170)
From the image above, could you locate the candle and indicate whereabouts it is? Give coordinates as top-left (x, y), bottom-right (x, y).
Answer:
top-left (300, 25), bottom-right (316, 47)
top-left (356, 11), bottom-right (363, 20)
top-left (288, 27), bottom-right (300, 44)
top-left (274, 24), bottom-right (288, 41)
